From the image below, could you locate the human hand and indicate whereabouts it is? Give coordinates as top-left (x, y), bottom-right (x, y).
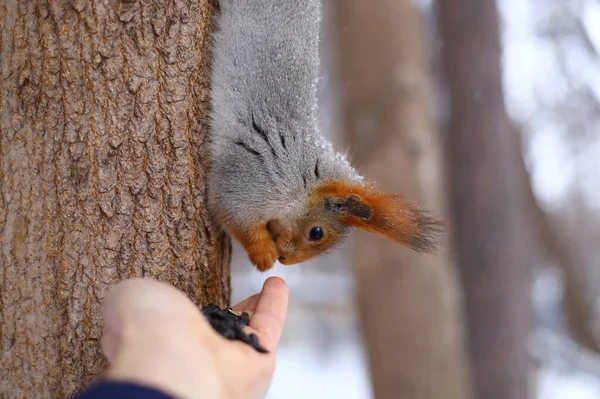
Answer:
top-left (100, 276), bottom-right (289, 399)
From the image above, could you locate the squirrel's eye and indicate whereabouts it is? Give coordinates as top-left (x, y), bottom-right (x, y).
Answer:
top-left (308, 226), bottom-right (324, 241)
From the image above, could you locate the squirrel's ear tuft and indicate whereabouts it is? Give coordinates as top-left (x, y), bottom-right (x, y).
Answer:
top-left (315, 181), bottom-right (442, 253)
top-left (338, 192), bottom-right (442, 253)
top-left (325, 195), bottom-right (373, 220)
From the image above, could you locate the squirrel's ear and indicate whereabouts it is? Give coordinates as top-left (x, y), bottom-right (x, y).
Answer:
top-left (335, 192), bottom-right (442, 253)
top-left (325, 195), bottom-right (373, 220)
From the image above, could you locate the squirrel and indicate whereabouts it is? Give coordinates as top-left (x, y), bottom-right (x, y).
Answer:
top-left (207, 0), bottom-right (440, 272)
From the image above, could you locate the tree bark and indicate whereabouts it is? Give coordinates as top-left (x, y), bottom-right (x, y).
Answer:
top-left (0, 1), bottom-right (230, 397)
top-left (437, 1), bottom-right (533, 398)
top-left (329, 1), bottom-right (471, 398)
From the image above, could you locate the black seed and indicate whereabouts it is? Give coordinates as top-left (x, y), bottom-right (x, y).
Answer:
top-left (201, 304), bottom-right (269, 354)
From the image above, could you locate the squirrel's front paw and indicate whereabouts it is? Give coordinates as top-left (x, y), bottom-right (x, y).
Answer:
top-left (248, 245), bottom-right (278, 272)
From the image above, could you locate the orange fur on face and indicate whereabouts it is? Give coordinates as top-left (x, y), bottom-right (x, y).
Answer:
top-left (266, 180), bottom-right (441, 268)
top-left (267, 216), bottom-right (349, 265)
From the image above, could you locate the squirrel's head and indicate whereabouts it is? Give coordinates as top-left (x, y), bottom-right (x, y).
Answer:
top-left (267, 180), bottom-right (442, 265)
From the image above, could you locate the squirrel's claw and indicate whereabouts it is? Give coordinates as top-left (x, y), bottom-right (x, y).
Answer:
top-left (232, 224), bottom-right (280, 271)
top-left (249, 245), bottom-right (278, 272)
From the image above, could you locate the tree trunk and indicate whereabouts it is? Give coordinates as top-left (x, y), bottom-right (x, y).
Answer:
top-left (329, 1), bottom-right (471, 398)
top-left (512, 125), bottom-right (600, 355)
top-left (0, 1), bottom-right (231, 397)
top-left (437, 1), bottom-right (533, 398)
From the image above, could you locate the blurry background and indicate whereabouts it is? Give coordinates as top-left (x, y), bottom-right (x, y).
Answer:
top-left (232, 0), bottom-right (600, 398)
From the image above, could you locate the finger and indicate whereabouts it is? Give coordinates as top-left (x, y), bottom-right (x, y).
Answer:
top-left (231, 292), bottom-right (261, 314)
top-left (248, 277), bottom-right (289, 351)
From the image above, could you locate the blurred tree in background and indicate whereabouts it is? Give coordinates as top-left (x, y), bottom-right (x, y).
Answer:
top-left (436, 0), bottom-right (535, 398)
top-left (330, 1), bottom-right (471, 398)
top-left (512, 0), bottom-right (600, 358)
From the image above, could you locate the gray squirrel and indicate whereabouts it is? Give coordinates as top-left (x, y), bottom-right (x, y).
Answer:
top-left (207, 0), bottom-right (439, 271)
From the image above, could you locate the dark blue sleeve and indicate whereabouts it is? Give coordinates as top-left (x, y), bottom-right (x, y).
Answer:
top-left (75, 382), bottom-right (176, 399)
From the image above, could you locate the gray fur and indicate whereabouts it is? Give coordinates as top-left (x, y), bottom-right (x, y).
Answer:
top-left (208, 0), bottom-right (362, 230)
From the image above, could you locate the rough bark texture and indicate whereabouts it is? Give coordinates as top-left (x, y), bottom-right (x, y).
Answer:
top-left (0, 1), bottom-right (231, 397)
top-left (437, 1), bottom-right (533, 398)
top-left (330, 1), bottom-right (471, 398)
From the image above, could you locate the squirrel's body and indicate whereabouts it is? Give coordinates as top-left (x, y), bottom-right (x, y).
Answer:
top-left (209, 0), bottom-right (361, 227)
top-left (208, 0), bottom-right (438, 271)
